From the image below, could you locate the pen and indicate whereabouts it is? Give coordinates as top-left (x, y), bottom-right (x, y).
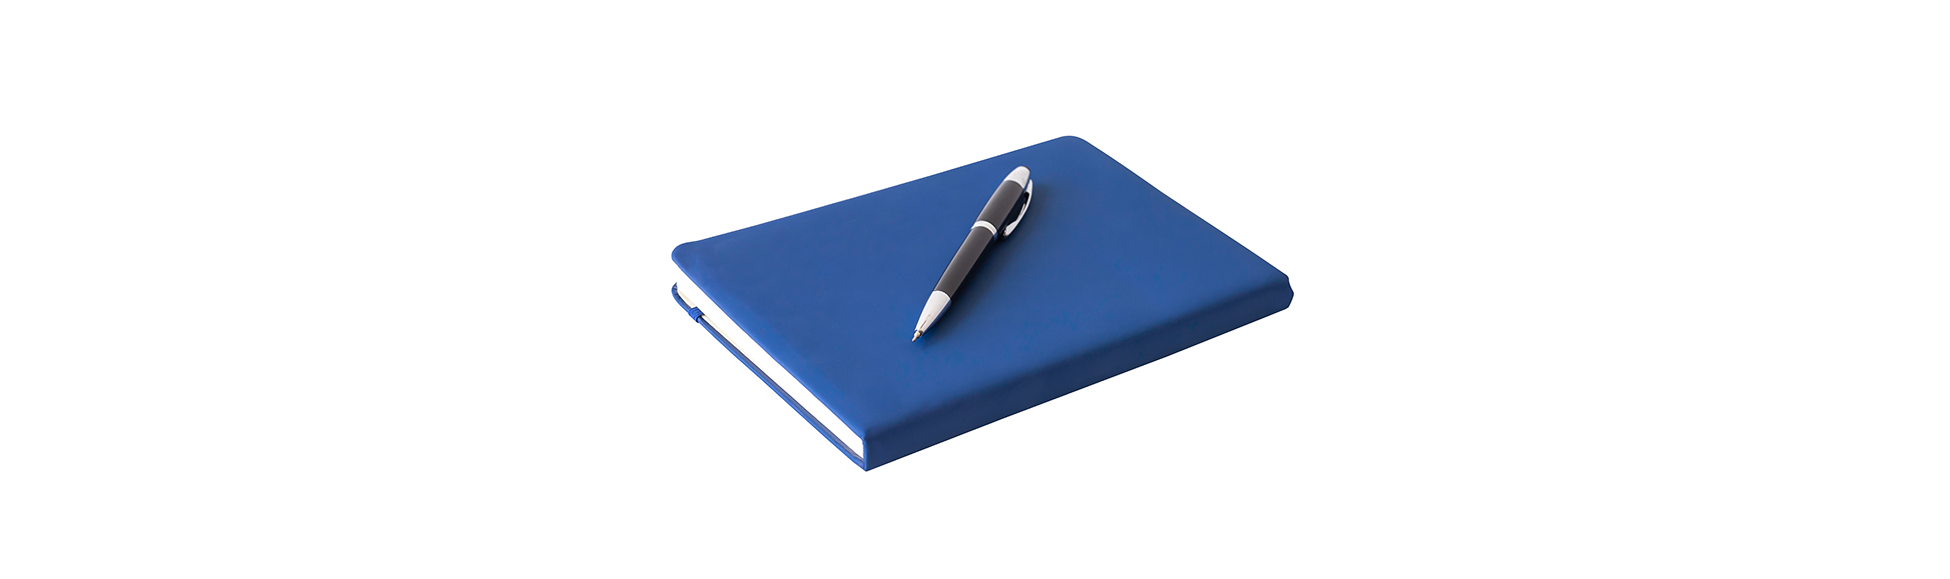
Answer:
top-left (914, 166), bottom-right (1034, 340)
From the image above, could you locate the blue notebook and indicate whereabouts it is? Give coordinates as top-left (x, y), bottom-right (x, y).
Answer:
top-left (672, 136), bottom-right (1291, 469)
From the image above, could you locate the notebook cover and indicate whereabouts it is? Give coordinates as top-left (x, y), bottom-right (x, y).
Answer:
top-left (672, 136), bottom-right (1292, 469)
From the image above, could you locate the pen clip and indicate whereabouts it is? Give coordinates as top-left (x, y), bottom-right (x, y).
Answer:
top-left (1002, 180), bottom-right (1032, 237)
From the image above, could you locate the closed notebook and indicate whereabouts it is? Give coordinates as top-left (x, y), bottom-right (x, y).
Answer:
top-left (672, 136), bottom-right (1291, 470)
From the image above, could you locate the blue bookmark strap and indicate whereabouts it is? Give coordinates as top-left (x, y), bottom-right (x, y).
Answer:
top-left (671, 285), bottom-right (706, 323)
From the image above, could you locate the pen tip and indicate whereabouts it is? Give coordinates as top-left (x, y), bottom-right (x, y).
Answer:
top-left (912, 331), bottom-right (920, 342)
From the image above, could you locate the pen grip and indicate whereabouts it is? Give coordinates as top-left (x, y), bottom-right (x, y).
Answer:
top-left (933, 228), bottom-right (993, 296)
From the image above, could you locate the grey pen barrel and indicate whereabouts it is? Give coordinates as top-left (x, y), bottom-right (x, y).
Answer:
top-left (932, 177), bottom-right (1025, 297)
top-left (915, 166), bottom-right (1030, 340)
top-left (933, 229), bottom-right (993, 296)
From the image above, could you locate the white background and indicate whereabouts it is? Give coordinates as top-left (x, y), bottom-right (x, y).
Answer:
top-left (3, 1), bottom-right (1946, 577)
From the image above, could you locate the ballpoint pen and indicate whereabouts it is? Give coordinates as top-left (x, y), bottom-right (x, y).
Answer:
top-left (913, 166), bottom-right (1033, 341)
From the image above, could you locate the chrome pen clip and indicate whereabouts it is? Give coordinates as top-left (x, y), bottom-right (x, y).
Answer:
top-left (1002, 179), bottom-right (1033, 237)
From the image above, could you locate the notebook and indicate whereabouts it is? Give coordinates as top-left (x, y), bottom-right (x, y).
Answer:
top-left (671, 136), bottom-right (1291, 470)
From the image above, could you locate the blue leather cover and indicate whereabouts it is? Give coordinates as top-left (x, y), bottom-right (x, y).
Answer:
top-left (673, 136), bottom-right (1292, 469)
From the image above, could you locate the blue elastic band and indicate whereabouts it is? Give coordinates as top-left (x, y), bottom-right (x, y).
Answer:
top-left (672, 284), bottom-right (707, 323)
